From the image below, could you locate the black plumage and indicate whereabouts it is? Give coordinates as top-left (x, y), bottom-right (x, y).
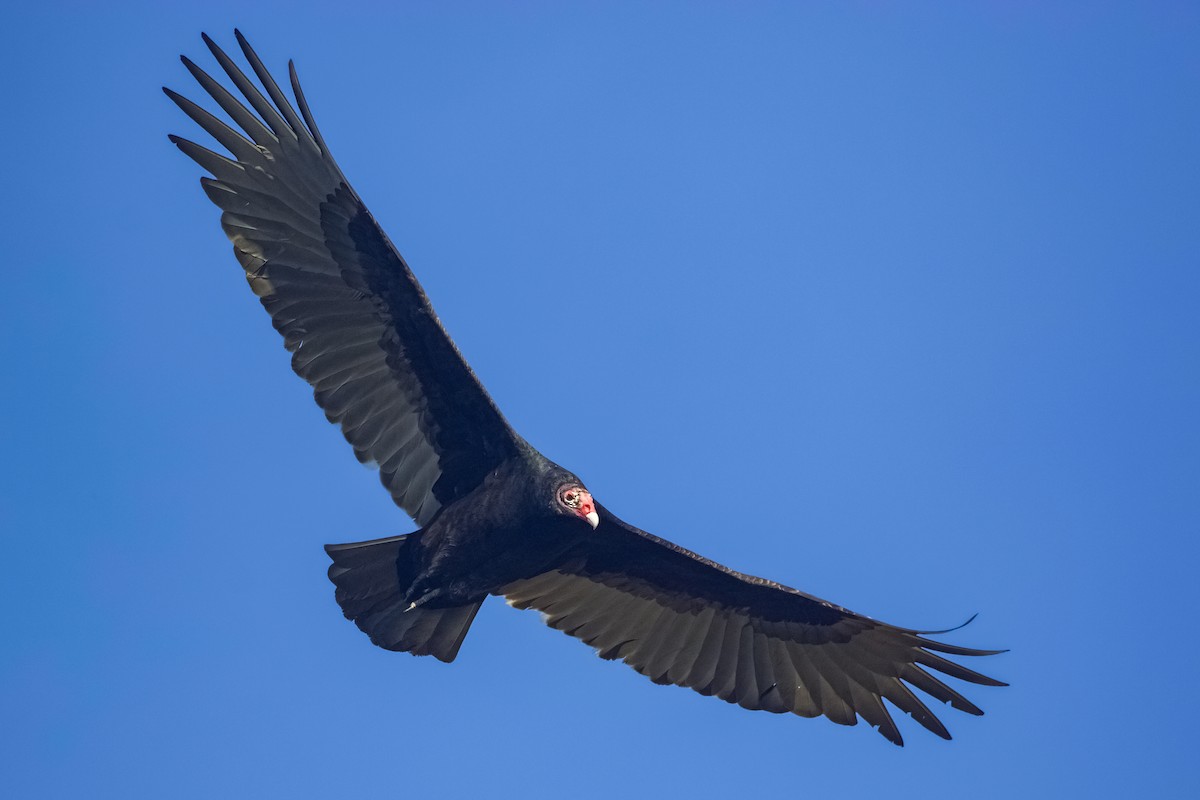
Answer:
top-left (167, 31), bottom-right (1006, 746)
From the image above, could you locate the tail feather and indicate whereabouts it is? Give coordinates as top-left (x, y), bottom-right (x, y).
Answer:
top-left (325, 534), bottom-right (482, 663)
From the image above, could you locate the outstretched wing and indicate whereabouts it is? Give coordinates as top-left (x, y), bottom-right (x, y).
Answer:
top-left (167, 32), bottom-right (520, 525)
top-left (500, 504), bottom-right (1005, 746)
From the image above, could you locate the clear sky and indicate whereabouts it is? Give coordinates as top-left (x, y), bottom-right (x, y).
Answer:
top-left (2, 2), bottom-right (1197, 798)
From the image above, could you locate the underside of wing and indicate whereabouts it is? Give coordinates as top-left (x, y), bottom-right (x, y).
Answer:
top-left (500, 504), bottom-right (1006, 746)
top-left (167, 31), bottom-right (520, 525)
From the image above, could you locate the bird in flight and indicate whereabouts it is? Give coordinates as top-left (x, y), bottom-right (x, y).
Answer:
top-left (167, 31), bottom-right (1005, 746)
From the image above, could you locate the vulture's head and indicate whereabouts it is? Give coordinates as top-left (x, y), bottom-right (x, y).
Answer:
top-left (556, 482), bottom-right (599, 530)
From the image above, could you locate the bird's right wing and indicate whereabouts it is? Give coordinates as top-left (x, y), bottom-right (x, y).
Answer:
top-left (500, 504), bottom-right (1006, 746)
top-left (167, 32), bottom-right (521, 525)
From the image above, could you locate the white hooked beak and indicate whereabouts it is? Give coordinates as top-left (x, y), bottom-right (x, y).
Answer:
top-left (585, 509), bottom-right (600, 529)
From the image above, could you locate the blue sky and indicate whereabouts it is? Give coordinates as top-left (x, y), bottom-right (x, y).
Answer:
top-left (2, 2), bottom-right (1197, 797)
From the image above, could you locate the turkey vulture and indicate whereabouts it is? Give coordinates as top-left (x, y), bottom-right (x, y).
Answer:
top-left (167, 31), bottom-right (1005, 746)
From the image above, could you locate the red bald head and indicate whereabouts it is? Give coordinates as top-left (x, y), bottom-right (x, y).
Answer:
top-left (558, 485), bottom-right (599, 529)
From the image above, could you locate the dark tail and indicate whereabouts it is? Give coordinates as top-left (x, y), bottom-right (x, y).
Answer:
top-left (325, 534), bottom-right (482, 663)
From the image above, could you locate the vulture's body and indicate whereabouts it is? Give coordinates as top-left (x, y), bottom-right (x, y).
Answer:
top-left (167, 31), bottom-right (1006, 746)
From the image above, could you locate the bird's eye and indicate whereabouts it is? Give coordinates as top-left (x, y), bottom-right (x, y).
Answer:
top-left (561, 488), bottom-right (581, 508)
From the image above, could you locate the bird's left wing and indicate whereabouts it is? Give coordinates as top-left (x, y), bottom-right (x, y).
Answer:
top-left (499, 504), bottom-right (1005, 746)
top-left (166, 32), bottom-right (521, 525)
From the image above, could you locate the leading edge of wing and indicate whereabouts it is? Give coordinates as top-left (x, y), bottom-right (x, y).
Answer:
top-left (592, 503), bottom-right (1008, 653)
